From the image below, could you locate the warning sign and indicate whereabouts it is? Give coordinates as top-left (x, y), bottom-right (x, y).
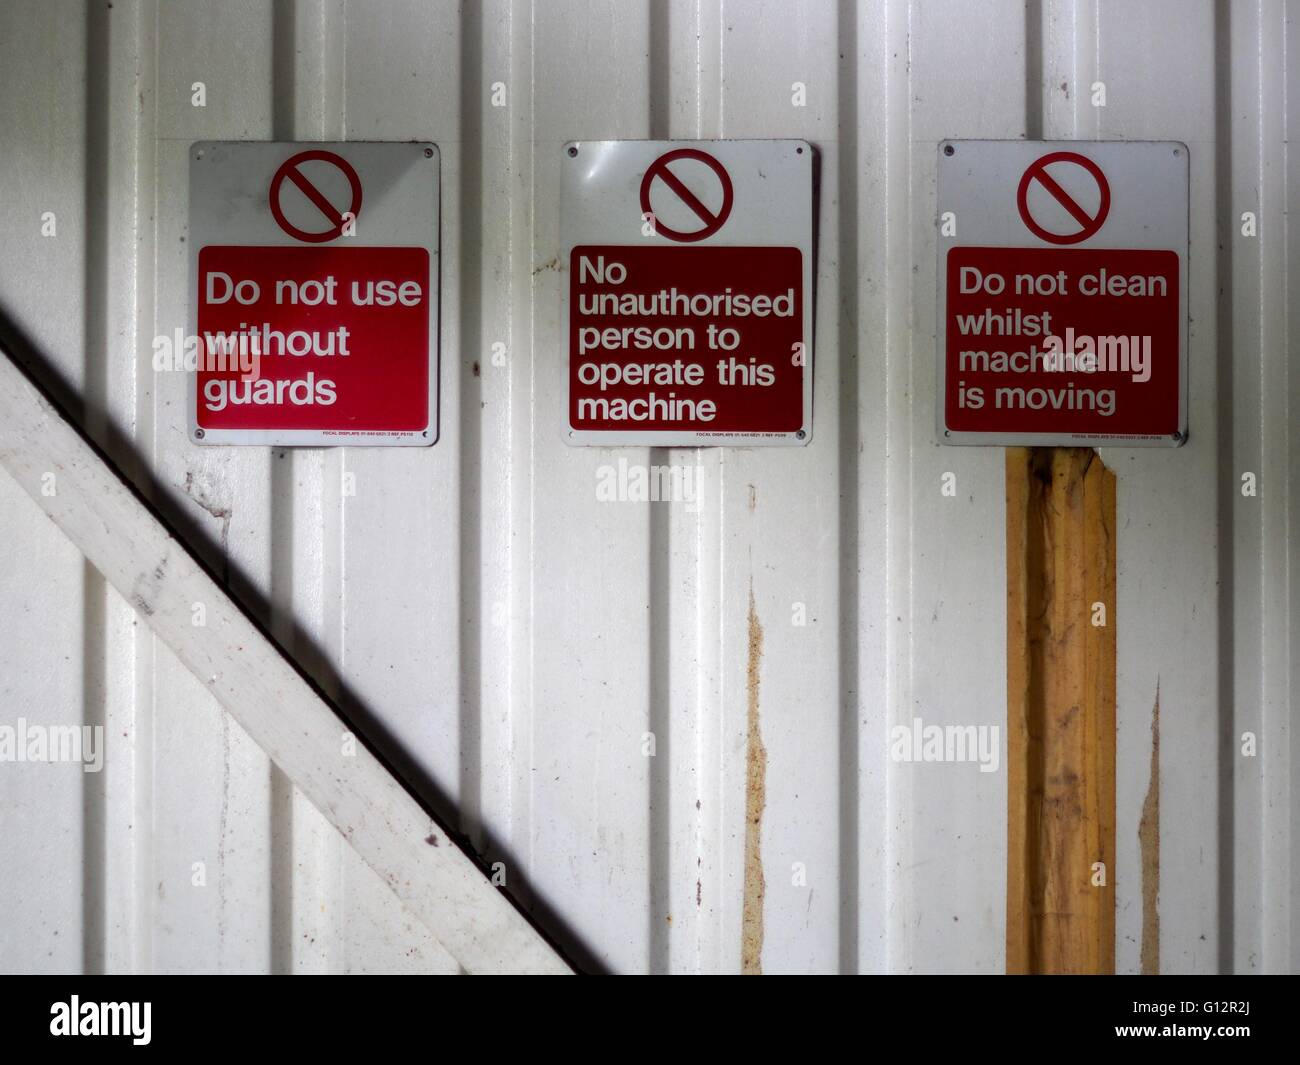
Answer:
top-left (639, 148), bottom-right (734, 242)
top-left (188, 142), bottom-right (439, 446)
top-left (561, 140), bottom-right (813, 446)
top-left (1016, 151), bottom-right (1109, 244)
top-left (269, 149), bottom-right (363, 243)
top-left (937, 141), bottom-right (1188, 446)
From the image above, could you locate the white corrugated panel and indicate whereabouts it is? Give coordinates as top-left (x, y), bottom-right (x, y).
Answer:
top-left (0, 0), bottom-right (1294, 974)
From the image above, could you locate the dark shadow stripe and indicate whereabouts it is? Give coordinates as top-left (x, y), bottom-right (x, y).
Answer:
top-left (80, 0), bottom-right (112, 976)
top-left (1025, 0), bottom-right (1043, 140)
top-left (836, 0), bottom-right (860, 974)
top-left (268, 0), bottom-right (298, 976)
top-left (456, 0), bottom-right (485, 875)
top-left (1212, 0), bottom-right (1235, 975)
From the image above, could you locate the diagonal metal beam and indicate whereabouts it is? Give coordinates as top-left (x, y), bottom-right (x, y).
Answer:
top-left (0, 344), bottom-right (570, 975)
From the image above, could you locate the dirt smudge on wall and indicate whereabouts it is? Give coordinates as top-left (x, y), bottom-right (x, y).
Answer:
top-left (1139, 682), bottom-right (1160, 974)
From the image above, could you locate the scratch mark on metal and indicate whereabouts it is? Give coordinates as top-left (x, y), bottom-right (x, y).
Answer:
top-left (183, 470), bottom-right (232, 581)
top-left (742, 586), bottom-right (766, 975)
top-left (1139, 681), bottom-right (1160, 974)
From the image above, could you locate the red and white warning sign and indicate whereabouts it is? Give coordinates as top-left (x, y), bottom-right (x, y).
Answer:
top-left (188, 142), bottom-right (439, 446)
top-left (561, 140), bottom-right (813, 446)
top-left (938, 141), bottom-right (1188, 446)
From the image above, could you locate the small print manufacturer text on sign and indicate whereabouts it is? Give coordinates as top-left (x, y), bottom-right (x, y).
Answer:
top-left (562, 140), bottom-right (814, 446)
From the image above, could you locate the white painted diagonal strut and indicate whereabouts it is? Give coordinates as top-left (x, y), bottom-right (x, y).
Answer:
top-left (0, 346), bottom-right (570, 975)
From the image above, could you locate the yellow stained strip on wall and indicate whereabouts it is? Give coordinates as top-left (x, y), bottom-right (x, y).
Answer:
top-left (1006, 448), bottom-right (1117, 974)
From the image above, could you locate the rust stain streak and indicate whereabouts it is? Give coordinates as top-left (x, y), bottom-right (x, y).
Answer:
top-left (1139, 682), bottom-right (1160, 974)
top-left (741, 587), bottom-right (766, 974)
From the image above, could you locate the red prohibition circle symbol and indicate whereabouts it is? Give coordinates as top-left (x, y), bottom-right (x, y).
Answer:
top-left (269, 149), bottom-right (363, 243)
top-left (1016, 151), bottom-right (1110, 245)
top-left (639, 148), bottom-right (734, 242)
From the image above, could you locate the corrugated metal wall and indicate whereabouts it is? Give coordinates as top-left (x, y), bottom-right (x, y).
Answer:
top-left (0, 0), bottom-right (1294, 975)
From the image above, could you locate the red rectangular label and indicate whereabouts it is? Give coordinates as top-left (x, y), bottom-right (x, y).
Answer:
top-left (569, 245), bottom-right (804, 434)
top-left (196, 245), bottom-right (429, 433)
top-left (944, 247), bottom-right (1179, 438)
